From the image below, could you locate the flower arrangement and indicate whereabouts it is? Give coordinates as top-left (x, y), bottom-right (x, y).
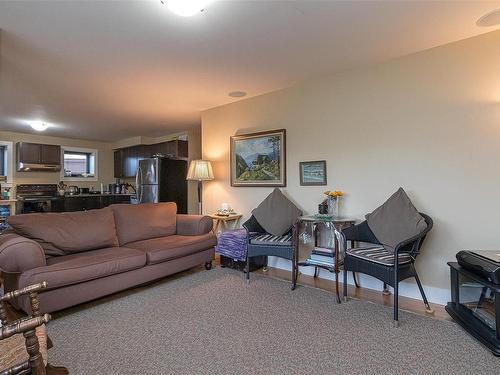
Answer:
top-left (321, 190), bottom-right (344, 217)
top-left (324, 190), bottom-right (344, 198)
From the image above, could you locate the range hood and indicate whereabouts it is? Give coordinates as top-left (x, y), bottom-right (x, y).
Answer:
top-left (17, 162), bottom-right (61, 172)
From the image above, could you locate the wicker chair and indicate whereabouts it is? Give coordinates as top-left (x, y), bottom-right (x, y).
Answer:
top-left (243, 215), bottom-right (299, 290)
top-left (342, 213), bottom-right (433, 326)
top-left (0, 282), bottom-right (50, 375)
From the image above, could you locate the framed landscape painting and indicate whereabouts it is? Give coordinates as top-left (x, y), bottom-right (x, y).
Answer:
top-left (299, 160), bottom-right (327, 186)
top-left (230, 129), bottom-right (286, 187)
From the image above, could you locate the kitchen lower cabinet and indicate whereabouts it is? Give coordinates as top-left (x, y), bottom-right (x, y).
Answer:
top-left (64, 195), bottom-right (131, 212)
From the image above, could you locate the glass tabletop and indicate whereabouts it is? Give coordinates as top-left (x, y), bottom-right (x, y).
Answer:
top-left (299, 214), bottom-right (356, 223)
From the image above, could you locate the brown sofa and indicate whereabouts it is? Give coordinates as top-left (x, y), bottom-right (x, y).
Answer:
top-left (0, 203), bottom-right (216, 314)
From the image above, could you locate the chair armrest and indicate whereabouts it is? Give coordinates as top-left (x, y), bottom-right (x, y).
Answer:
top-left (0, 234), bottom-right (46, 273)
top-left (394, 214), bottom-right (434, 255)
top-left (176, 215), bottom-right (213, 236)
top-left (0, 314), bottom-right (50, 340)
top-left (1, 282), bottom-right (48, 303)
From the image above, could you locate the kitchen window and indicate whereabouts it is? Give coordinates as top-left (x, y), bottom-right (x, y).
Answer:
top-left (61, 147), bottom-right (98, 181)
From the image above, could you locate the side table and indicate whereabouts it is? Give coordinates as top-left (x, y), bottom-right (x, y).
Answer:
top-left (297, 215), bottom-right (356, 303)
top-left (208, 213), bottom-right (243, 234)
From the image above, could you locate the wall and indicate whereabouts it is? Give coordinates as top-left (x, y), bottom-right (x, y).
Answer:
top-left (186, 125), bottom-right (202, 214)
top-left (0, 130), bottom-right (114, 190)
top-left (202, 29), bottom-right (500, 304)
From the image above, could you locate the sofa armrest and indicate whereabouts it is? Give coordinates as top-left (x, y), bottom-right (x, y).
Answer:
top-left (0, 233), bottom-right (46, 273)
top-left (176, 215), bottom-right (213, 236)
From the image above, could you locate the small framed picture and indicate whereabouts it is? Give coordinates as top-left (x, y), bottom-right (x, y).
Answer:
top-left (299, 160), bottom-right (327, 186)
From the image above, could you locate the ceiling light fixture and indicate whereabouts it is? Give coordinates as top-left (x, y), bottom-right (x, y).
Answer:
top-left (27, 121), bottom-right (50, 132)
top-left (161, 0), bottom-right (214, 17)
top-left (228, 91), bottom-right (247, 98)
top-left (477, 8), bottom-right (500, 27)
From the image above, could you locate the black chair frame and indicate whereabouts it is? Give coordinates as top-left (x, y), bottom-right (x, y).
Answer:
top-left (243, 215), bottom-right (298, 290)
top-left (342, 213), bottom-right (433, 326)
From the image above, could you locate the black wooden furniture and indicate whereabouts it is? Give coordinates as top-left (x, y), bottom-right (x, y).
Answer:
top-left (446, 262), bottom-right (500, 356)
top-left (342, 213), bottom-right (433, 326)
top-left (0, 282), bottom-right (50, 375)
top-left (243, 215), bottom-right (298, 290)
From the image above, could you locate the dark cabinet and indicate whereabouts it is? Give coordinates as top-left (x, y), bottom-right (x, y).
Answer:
top-left (123, 147), bottom-right (139, 178)
top-left (114, 150), bottom-right (124, 178)
top-left (64, 197), bottom-right (86, 212)
top-left (17, 142), bottom-right (41, 164)
top-left (17, 142), bottom-right (61, 170)
top-left (41, 144), bottom-right (61, 165)
top-left (113, 140), bottom-right (188, 178)
top-left (64, 195), bottom-right (131, 212)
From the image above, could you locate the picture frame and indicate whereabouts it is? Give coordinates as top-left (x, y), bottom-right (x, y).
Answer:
top-left (230, 129), bottom-right (286, 187)
top-left (299, 160), bottom-right (327, 186)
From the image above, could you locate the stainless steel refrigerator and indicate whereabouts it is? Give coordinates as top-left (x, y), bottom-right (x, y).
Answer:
top-left (135, 158), bottom-right (188, 213)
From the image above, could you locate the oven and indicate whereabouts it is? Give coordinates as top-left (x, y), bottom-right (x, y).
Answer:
top-left (16, 184), bottom-right (64, 214)
top-left (19, 197), bottom-right (61, 214)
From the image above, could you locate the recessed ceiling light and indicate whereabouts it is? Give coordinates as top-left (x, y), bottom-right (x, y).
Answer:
top-left (27, 120), bottom-right (50, 132)
top-left (161, 0), bottom-right (214, 17)
top-left (228, 91), bottom-right (247, 98)
top-left (477, 8), bottom-right (500, 27)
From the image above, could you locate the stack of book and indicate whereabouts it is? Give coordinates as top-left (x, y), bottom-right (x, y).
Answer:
top-left (306, 247), bottom-right (336, 267)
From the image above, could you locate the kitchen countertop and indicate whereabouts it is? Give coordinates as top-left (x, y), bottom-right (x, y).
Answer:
top-left (59, 193), bottom-right (135, 198)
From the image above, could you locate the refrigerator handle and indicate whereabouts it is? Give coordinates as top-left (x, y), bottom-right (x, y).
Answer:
top-left (136, 166), bottom-right (143, 203)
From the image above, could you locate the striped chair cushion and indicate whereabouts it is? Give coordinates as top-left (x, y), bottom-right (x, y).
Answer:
top-left (250, 233), bottom-right (293, 246)
top-left (347, 246), bottom-right (413, 266)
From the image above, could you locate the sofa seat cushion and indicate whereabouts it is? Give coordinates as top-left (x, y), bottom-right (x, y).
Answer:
top-left (7, 208), bottom-right (119, 257)
top-left (126, 233), bottom-right (217, 265)
top-left (111, 203), bottom-right (177, 246)
top-left (19, 247), bottom-right (146, 290)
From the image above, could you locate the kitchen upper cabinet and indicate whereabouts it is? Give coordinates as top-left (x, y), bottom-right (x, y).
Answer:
top-left (41, 144), bottom-right (61, 165)
top-left (123, 146), bottom-right (139, 178)
top-left (113, 140), bottom-right (188, 178)
top-left (17, 142), bottom-right (62, 170)
top-left (17, 142), bottom-right (42, 164)
top-left (114, 150), bottom-right (124, 178)
top-left (171, 140), bottom-right (188, 159)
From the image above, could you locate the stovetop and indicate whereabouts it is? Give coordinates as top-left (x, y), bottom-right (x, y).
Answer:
top-left (16, 184), bottom-right (59, 199)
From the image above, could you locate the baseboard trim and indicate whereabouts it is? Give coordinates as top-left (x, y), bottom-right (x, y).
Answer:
top-left (267, 257), bottom-right (449, 306)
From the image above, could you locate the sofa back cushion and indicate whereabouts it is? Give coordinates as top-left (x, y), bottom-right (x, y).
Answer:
top-left (7, 208), bottom-right (119, 257)
top-left (111, 202), bottom-right (177, 245)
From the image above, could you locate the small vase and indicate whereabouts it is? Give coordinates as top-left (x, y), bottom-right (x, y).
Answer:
top-left (328, 197), bottom-right (339, 217)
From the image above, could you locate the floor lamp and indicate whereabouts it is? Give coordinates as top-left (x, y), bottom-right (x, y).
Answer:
top-left (186, 160), bottom-right (214, 215)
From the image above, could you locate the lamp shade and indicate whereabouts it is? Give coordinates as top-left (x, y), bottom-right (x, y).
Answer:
top-left (186, 160), bottom-right (214, 181)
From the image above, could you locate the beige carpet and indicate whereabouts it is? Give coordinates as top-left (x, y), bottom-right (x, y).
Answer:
top-left (48, 267), bottom-right (497, 374)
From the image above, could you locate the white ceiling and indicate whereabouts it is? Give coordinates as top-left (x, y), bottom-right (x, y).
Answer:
top-left (1, 0), bottom-right (499, 141)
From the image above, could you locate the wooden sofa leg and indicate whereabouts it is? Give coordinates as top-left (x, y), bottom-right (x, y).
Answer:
top-left (204, 261), bottom-right (212, 270)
